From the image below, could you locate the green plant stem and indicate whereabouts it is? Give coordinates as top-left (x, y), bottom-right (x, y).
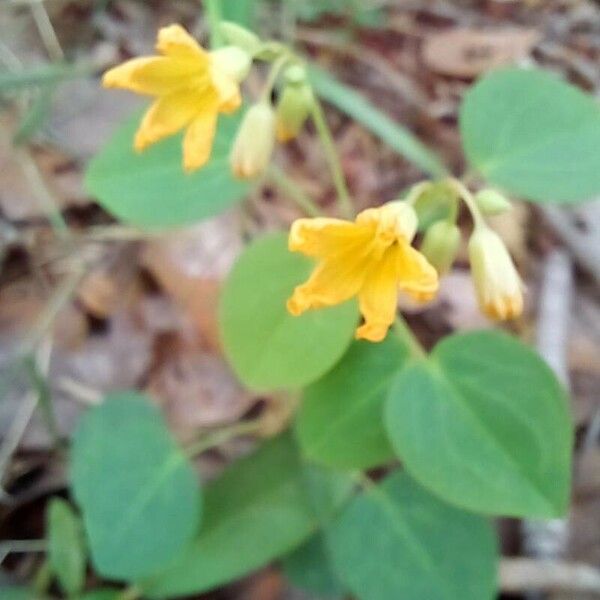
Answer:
top-left (33, 559), bottom-right (51, 595)
top-left (185, 419), bottom-right (264, 458)
top-left (393, 315), bottom-right (426, 359)
top-left (309, 98), bottom-right (353, 219)
top-left (267, 164), bottom-right (322, 217)
top-left (445, 177), bottom-right (485, 230)
top-left (260, 54), bottom-right (291, 102)
top-left (205, 0), bottom-right (223, 48)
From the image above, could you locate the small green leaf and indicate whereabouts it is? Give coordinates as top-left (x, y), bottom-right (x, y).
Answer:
top-left (329, 471), bottom-right (498, 600)
top-left (385, 330), bottom-right (572, 518)
top-left (71, 392), bottom-right (202, 581)
top-left (85, 112), bottom-right (249, 229)
top-left (145, 434), bottom-right (351, 598)
top-left (461, 68), bottom-right (600, 203)
top-left (219, 233), bottom-right (358, 391)
top-left (309, 66), bottom-right (447, 178)
top-left (47, 498), bottom-right (86, 596)
top-left (282, 533), bottom-right (345, 598)
top-left (296, 336), bottom-right (408, 469)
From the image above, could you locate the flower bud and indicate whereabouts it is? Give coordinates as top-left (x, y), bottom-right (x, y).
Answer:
top-left (230, 102), bottom-right (275, 179)
top-left (468, 227), bottom-right (524, 320)
top-left (276, 82), bottom-right (314, 142)
top-left (474, 189), bottom-right (512, 215)
top-left (211, 46), bottom-right (251, 82)
top-left (421, 220), bottom-right (461, 275)
top-left (219, 21), bottom-right (261, 55)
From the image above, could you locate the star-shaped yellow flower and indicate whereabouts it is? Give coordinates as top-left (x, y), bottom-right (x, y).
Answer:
top-left (287, 202), bottom-right (439, 342)
top-left (103, 24), bottom-right (247, 172)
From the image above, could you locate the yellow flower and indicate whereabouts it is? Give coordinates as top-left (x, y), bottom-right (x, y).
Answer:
top-left (287, 202), bottom-right (439, 342)
top-left (102, 24), bottom-right (249, 172)
top-left (468, 227), bottom-right (524, 320)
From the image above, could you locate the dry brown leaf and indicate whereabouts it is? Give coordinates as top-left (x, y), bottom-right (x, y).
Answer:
top-left (422, 28), bottom-right (540, 78)
top-left (142, 216), bottom-right (242, 349)
top-left (148, 348), bottom-right (255, 440)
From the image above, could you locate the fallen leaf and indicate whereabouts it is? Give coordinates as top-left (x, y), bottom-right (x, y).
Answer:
top-left (422, 28), bottom-right (540, 78)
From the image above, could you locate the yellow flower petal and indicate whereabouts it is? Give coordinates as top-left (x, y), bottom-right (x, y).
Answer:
top-left (103, 56), bottom-right (204, 96)
top-left (183, 112), bottom-right (218, 172)
top-left (287, 243), bottom-right (374, 315)
top-left (397, 243), bottom-right (439, 302)
top-left (134, 91), bottom-right (206, 151)
top-left (210, 65), bottom-right (242, 112)
top-left (356, 245), bottom-right (402, 342)
top-left (289, 218), bottom-right (371, 258)
top-left (156, 24), bottom-right (207, 61)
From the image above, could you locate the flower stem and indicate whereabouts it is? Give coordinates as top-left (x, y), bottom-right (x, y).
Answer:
top-left (393, 315), bottom-right (426, 359)
top-left (267, 164), bottom-right (322, 217)
top-left (445, 177), bottom-right (485, 230)
top-left (205, 0), bottom-right (224, 48)
top-left (309, 98), bottom-right (353, 219)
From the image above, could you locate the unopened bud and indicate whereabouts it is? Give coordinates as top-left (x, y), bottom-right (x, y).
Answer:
top-left (210, 46), bottom-right (251, 82)
top-left (475, 189), bottom-right (512, 215)
top-left (468, 227), bottom-right (524, 320)
top-left (421, 220), bottom-right (461, 275)
top-left (230, 103), bottom-right (275, 179)
top-left (276, 82), bottom-right (314, 142)
top-left (219, 21), bottom-right (261, 55)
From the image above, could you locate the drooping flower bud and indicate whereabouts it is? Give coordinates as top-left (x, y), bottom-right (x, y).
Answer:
top-left (474, 189), bottom-right (512, 215)
top-left (211, 46), bottom-right (251, 82)
top-left (421, 220), bottom-right (461, 275)
top-left (276, 66), bottom-right (314, 142)
top-left (230, 102), bottom-right (276, 179)
top-left (468, 227), bottom-right (524, 320)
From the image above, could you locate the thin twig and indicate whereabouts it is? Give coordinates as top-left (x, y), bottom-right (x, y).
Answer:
top-left (268, 164), bottom-right (323, 217)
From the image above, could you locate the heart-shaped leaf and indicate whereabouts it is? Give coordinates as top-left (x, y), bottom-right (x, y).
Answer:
top-left (219, 233), bottom-right (358, 391)
top-left (385, 330), bottom-right (572, 517)
top-left (71, 392), bottom-right (202, 581)
top-left (461, 68), bottom-right (600, 203)
top-left (85, 112), bottom-right (249, 229)
top-left (329, 471), bottom-right (498, 600)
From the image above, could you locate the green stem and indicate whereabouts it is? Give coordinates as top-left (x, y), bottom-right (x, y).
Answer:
top-left (33, 560), bottom-right (51, 595)
top-left (24, 355), bottom-right (61, 449)
top-left (309, 98), bottom-right (353, 219)
top-left (185, 419), bottom-right (264, 458)
top-left (267, 164), bottom-right (322, 217)
top-left (205, 0), bottom-right (223, 48)
top-left (445, 177), bottom-right (485, 230)
top-left (260, 54), bottom-right (291, 102)
top-left (393, 315), bottom-right (426, 359)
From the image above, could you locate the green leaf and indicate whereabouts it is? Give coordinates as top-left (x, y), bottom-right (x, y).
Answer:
top-left (329, 472), bottom-right (498, 600)
top-left (219, 233), bottom-right (358, 391)
top-left (461, 68), bottom-right (600, 203)
top-left (385, 330), bottom-right (572, 518)
top-left (85, 112), bottom-right (249, 229)
top-left (282, 533), bottom-right (344, 598)
top-left (0, 588), bottom-right (41, 600)
top-left (220, 0), bottom-right (255, 26)
top-left (296, 336), bottom-right (407, 469)
top-left (308, 66), bottom-right (447, 178)
top-left (71, 392), bottom-right (202, 581)
top-left (145, 434), bottom-right (351, 598)
top-left (79, 591), bottom-right (120, 600)
top-left (47, 498), bottom-right (86, 596)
